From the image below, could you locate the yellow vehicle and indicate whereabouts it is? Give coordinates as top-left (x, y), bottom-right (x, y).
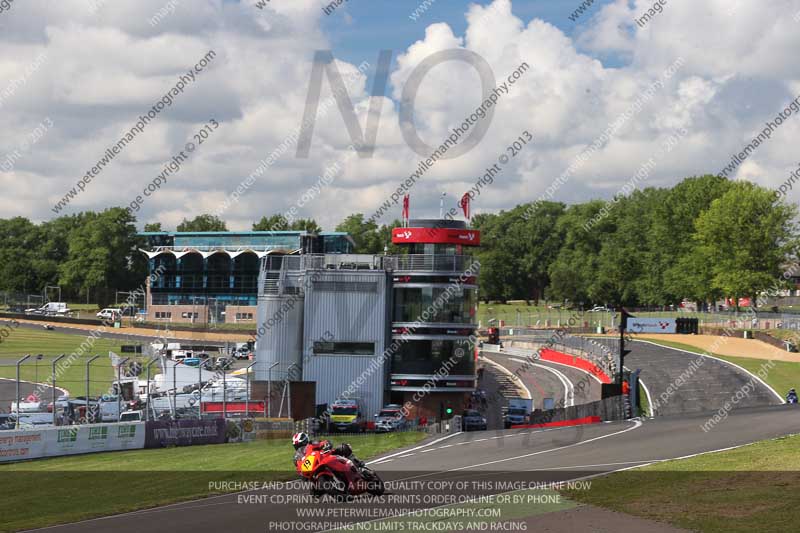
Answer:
top-left (328, 399), bottom-right (365, 433)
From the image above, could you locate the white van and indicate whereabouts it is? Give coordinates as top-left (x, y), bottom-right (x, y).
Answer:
top-left (97, 308), bottom-right (123, 320)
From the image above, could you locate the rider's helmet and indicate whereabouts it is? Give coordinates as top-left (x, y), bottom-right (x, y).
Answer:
top-left (292, 432), bottom-right (309, 450)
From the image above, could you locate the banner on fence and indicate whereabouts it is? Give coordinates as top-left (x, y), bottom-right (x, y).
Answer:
top-left (0, 423), bottom-right (145, 463)
top-left (144, 418), bottom-right (227, 448)
top-left (627, 317), bottom-right (676, 334)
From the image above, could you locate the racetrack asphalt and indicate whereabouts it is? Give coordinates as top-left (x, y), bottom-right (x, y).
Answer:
top-left (481, 351), bottom-right (603, 410)
top-left (25, 404), bottom-right (800, 533)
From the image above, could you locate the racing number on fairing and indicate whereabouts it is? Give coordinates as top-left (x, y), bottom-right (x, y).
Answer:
top-left (301, 454), bottom-right (317, 473)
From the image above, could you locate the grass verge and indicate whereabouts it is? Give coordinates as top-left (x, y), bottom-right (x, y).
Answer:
top-left (0, 431), bottom-right (427, 532)
top-left (637, 382), bottom-right (650, 417)
top-left (564, 433), bottom-right (800, 533)
top-left (0, 328), bottom-right (140, 396)
top-left (641, 338), bottom-right (800, 397)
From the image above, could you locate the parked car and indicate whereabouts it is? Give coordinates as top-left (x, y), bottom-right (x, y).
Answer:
top-left (183, 357), bottom-right (201, 367)
top-left (589, 305), bottom-right (611, 312)
top-left (461, 409), bottom-right (487, 432)
top-left (374, 405), bottom-right (407, 432)
top-left (97, 308), bottom-right (123, 320)
top-left (119, 410), bottom-right (143, 422)
top-left (231, 346), bottom-right (252, 360)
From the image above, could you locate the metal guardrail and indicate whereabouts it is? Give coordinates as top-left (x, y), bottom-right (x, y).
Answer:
top-left (386, 255), bottom-right (477, 273)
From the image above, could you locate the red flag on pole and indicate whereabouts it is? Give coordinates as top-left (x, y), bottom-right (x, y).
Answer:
top-left (459, 193), bottom-right (471, 220)
top-left (402, 194), bottom-right (410, 225)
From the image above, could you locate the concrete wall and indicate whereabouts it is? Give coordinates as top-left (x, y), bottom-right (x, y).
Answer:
top-left (529, 395), bottom-right (627, 424)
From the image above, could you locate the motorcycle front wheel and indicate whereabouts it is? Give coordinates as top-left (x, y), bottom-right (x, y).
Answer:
top-left (363, 469), bottom-right (385, 496)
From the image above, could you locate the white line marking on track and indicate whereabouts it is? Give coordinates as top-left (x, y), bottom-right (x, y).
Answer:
top-left (638, 378), bottom-right (655, 417)
top-left (480, 355), bottom-right (532, 399)
top-left (448, 419), bottom-right (643, 471)
top-left (634, 339), bottom-right (784, 403)
top-left (510, 358), bottom-right (574, 406)
top-left (367, 431), bottom-right (462, 465)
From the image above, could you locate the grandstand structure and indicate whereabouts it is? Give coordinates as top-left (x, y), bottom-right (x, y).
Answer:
top-left (138, 230), bottom-right (353, 324)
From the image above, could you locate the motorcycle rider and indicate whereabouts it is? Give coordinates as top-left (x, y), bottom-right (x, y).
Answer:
top-left (292, 432), bottom-right (366, 469)
top-left (787, 388), bottom-right (798, 404)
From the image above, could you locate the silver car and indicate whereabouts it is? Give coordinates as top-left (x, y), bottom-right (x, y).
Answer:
top-left (374, 407), bottom-right (407, 432)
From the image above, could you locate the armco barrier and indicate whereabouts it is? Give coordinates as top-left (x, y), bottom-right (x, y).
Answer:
top-left (0, 422), bottom-right (145, 462)
top-left (144, 418), bottom-right (227, 448)
top-left (511, 415), bottom-right (601, 430)
top-left (538, 347), bottom-right (612, 383)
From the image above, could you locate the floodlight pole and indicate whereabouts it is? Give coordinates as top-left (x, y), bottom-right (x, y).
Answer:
top-left (222, 367), bottom-right (227, 419)
top-left (198, 362), bottom-right (203, 420)
top-left (118, 357), bottom-right (130, 422)
top-left (15, 355), bottom-right (31, 429)
top-left (85, 355), bottom-right (102, 423)
top-left (145, 357), bottom-right (159, 422)
top-left (245, 362), bottom-right (256, 417)
top-left (267, 362), bottom-right (279, 418)
top-left (51, 354), bottom-right (66, 426)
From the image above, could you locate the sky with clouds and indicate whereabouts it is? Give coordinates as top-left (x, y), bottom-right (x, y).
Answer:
top-left (1, 0), bottom-right (799, 230)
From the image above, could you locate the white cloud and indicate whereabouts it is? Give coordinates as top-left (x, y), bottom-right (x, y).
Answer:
top-left (0, 0), bottom-right (798, 230)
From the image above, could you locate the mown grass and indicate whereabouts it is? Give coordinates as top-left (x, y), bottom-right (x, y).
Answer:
top-left (565, 434), bottom-right (800, 533)
top-left (0, 327), bottom-right (140, 396)
top-left (0, 431), bottom-right (427, 532)
top-left (642, 338), bottom-right (800, 397)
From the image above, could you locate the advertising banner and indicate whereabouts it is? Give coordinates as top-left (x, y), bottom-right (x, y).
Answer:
top-left (391, 227), bottom-right (480, 245)
top-left (144, 418), bottom-right (227, 448)
top-left (627, 317), bottom-right (677, 334)
top-left (0, 423), bottom-right (145, 463)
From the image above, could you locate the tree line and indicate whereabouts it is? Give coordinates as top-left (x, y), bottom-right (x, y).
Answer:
top-left (0, 175), bottom-right (794, 308)
top-left (473, 175), bottom-right (798, 307)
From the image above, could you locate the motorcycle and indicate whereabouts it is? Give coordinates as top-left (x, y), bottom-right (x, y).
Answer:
top-left (297, 444), bottom-right (385, 499)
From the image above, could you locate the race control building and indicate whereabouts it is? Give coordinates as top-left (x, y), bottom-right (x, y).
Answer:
top-left (254, 219), bottom-right (480, 420)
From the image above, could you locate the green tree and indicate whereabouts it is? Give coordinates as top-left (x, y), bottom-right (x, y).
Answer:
top-left (252, 215), bottom-right (289, 231)
top-left (177, 214), bottom-right (227, 232)
top-left (143, 222), bottom-right (163, 232)
top-left (0, 217), bottom-right (41, 293)
top-left (516, 202), bottom-right (565, 303)
top-left (694, 181), bottom-right (798, 308)
top-left (547, 201), bottom-right (613, 306)
top-left (647, 175), bottom-right (732, 305)
top-left (289, 218), bottom-right (322, 233)
top-left (58, 208), bottom-right (143, 302)
top-left (335, 214), bottom-right (385, 253)
top-left (253, 216), bottom-right (321, 233)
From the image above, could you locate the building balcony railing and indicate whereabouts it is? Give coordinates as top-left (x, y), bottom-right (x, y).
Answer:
top-left (260, 254), bottom-right (478, 274)
top-left (385, 255), bottom-right (478, 273)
